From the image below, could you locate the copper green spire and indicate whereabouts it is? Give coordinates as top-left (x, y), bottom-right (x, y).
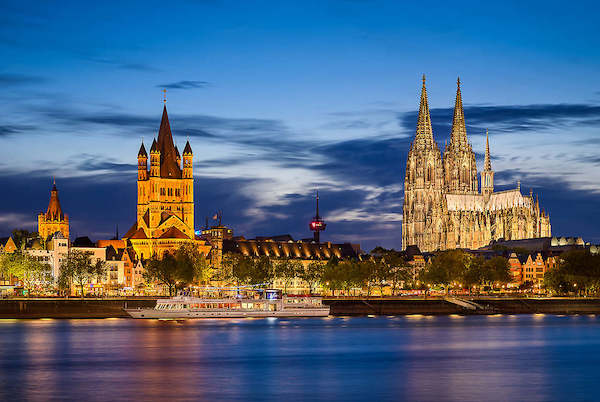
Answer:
top-left (484, 129), bottom-right (492, 171)
top-left (450, 77), bottom-right (468, 147)
top-left (413, 74), bottom-right (436, 149)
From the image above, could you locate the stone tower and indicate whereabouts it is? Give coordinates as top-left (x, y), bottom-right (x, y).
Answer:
top-left (443, 78), bottom-right (478, 194)
top-left (481, 129), bottom-right (494, 199)
top-left (38, 181), bottom-right (69, 241)
top-left (402, 75), bottom-right (445, 251)
top-left (133, 105), bottom-right (195, 240)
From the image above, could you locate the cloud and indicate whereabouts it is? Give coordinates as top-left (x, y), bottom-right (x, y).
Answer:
top-left (0, 213), bottom-right (36, 229)
top-left (0, 124), bottom-right (37, 137)
top-left (0, 73), bottom-right (46, 86)
top-left (399, 103), bottom-right (600, 137)
top-left (158, 80), bottom-right (209, 90)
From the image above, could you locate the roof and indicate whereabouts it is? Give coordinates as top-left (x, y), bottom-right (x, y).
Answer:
top-left (72, 236), bottom-right (94, 247)
top-left (222, 239), bottom-right (358, 260)
top-left (183, 140), bottom-right (192, 155)
top-left (123, 222), bottom-right (138, 239)
top-left (445, 189), bottom-right (531, 212)
top-left (138, 142), bottom-right (147, 157)
top-left (129, 228), bottom-right (148, 239)
top-left (150, 138), bottom-right (158, 153)
top-left (253, 234), bottom-right (294, 242)
top-left (158, 226), bottom-right (189, 239)
top-left (156, 106), bottom-right (182, 179)
top-left (45, 183), bottom-right (65, 221)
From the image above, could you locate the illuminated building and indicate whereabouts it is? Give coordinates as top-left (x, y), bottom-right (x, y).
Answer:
top-left (38, 181), bottom-right (69, 242)
top-left (402, 76), bottom-right (551, 252)
top-left (122, 102), bottom-right (211, 259)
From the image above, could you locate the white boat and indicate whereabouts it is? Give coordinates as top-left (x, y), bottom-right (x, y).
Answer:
top-left (125, 289), bottom-right (330, 319)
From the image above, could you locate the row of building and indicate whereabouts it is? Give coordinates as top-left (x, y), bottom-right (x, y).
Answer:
top-left (0, 93), bottom-right (596, 294)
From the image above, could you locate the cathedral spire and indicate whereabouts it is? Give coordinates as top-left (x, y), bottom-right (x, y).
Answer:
top-left (484, 129), bottom-right (491, 171)
top-left (413, 74), bottom-right (436, 149)
top-left (450, 77), bottom-right (468, 147)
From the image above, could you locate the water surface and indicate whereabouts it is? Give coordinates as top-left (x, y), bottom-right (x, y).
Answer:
top-left (0, 315), bottom-right (599, 401)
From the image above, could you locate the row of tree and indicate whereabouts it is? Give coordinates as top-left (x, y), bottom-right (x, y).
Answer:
top-left (420, 249), bottom-right (510, 289)
top-left (544, 250), bottom-right (600, 295)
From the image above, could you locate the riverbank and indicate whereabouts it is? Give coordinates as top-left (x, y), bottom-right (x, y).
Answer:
top-left (2, 297), bottom-right (600, 318)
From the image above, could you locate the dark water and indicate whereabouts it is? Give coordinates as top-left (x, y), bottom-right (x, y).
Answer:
top-left (1, 315), bottom-right (599, 401)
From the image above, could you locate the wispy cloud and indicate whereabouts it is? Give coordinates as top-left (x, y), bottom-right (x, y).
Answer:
top-left (0, 73), bottom-right (46, 86)
top-left (158, 80), bottom-right (209, 90)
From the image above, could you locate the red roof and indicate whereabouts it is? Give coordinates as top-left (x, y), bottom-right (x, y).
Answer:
top-left (159, 226), bottom-right (189, 239)
top-left (129, 228), bottom-right (148, 239)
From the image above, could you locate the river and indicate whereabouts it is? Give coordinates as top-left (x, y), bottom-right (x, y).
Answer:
top-left (0, 315), bottom-right (598, 401)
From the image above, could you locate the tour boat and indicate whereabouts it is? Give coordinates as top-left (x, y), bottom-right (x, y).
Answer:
top-left (125, 289), bottom-right (330, 319)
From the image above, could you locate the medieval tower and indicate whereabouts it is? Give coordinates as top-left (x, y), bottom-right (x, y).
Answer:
top-left (123, 103), bottom-right (202, 258)
top-left (38, 181), bottom-right (69, 241)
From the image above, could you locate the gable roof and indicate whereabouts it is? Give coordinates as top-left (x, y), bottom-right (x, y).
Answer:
top-left (129, 228), bottom-right (148, 239)
top-left (159, 226), bottom-right (189, 239)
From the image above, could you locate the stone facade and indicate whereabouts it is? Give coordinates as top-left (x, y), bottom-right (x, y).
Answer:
top-left (38, 182), bottom-right (69, 241)
top-left (402, 77), bottom-right (551, 252)
top-left (123, 105), bottom-right (211, 259)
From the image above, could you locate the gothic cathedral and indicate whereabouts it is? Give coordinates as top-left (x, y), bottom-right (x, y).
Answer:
top-left (402, 77), bottom-right (551, 252)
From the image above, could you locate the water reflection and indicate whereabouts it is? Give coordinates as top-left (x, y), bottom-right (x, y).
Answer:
top-left (0, 316), bottom-right (599, 401)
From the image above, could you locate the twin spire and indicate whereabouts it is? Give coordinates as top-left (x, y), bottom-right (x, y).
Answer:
top-left (414, 75), bottom-right (492, 169)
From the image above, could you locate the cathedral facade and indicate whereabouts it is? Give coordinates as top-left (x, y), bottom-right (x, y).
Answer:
top-left (402, 77), bottom-right (551, 252)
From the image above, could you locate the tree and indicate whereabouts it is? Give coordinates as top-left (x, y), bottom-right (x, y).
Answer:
top-left (0, 252), bottom-right (53, 296)
top-left (544, 250), bottom-right (600, 295)
top-left (300, 261), bottom-right (325, 295)
top-left (59, 251), bottom-right (107, 297)
top-left (11, 229), bottom-right (37, 250)
top-left (322, 257), bottom-right (343, 296)
top-left (274, 258), bottom-right (303, 294)
top-left (175, 243), bottom-right (212, 284)
top-left (143, 253), bottom-right (180, 296)
top-left (231, 255), bottom-right (274, 287)
top-left (420, 250), bottom-right (471, 290)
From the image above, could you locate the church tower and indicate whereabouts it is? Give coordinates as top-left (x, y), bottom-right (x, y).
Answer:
top-left (443, 78), bottom-right (478, 194)
top-left (402, 75), bottom-right (445, 251)
top-left (481, 129), bottom-right (494, 199)
top-left (38, 180), bottom-right (69, 241)
top-left (124, 102), bottom-right (198, 258)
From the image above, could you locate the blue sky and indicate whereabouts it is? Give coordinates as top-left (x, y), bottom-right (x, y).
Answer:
top-left (1, 0), bottom-right (600, 251)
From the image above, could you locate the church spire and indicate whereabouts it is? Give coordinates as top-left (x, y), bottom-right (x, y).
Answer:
top-left (484, 128), bottom-right (492, 171)
top-left (156, 105), bottom-right (182, 178)
top-left (450, 77), bottom-right (468, 147)
top-left (413, 75), bottom-right (436, 149)
top-left (46, 181), bottom-right (65, 221)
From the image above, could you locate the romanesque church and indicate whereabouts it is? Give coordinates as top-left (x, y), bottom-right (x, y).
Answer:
top-left (402, 77), bottom-right (551, 252)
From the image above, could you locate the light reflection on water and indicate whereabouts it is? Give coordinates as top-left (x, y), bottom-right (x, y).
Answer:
top-left (0, 315), bottom-right (599, 401)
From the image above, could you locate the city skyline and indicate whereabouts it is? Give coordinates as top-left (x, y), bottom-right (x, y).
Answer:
top-left (1, 1), bottom-right (600, 251)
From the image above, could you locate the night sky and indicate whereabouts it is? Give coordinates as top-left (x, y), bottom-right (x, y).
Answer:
top-left (1, 1), bottom-right (599, 251)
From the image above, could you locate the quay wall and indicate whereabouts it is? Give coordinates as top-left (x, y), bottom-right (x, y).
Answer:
top-left (1, 298), bottom-right (600, 318)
